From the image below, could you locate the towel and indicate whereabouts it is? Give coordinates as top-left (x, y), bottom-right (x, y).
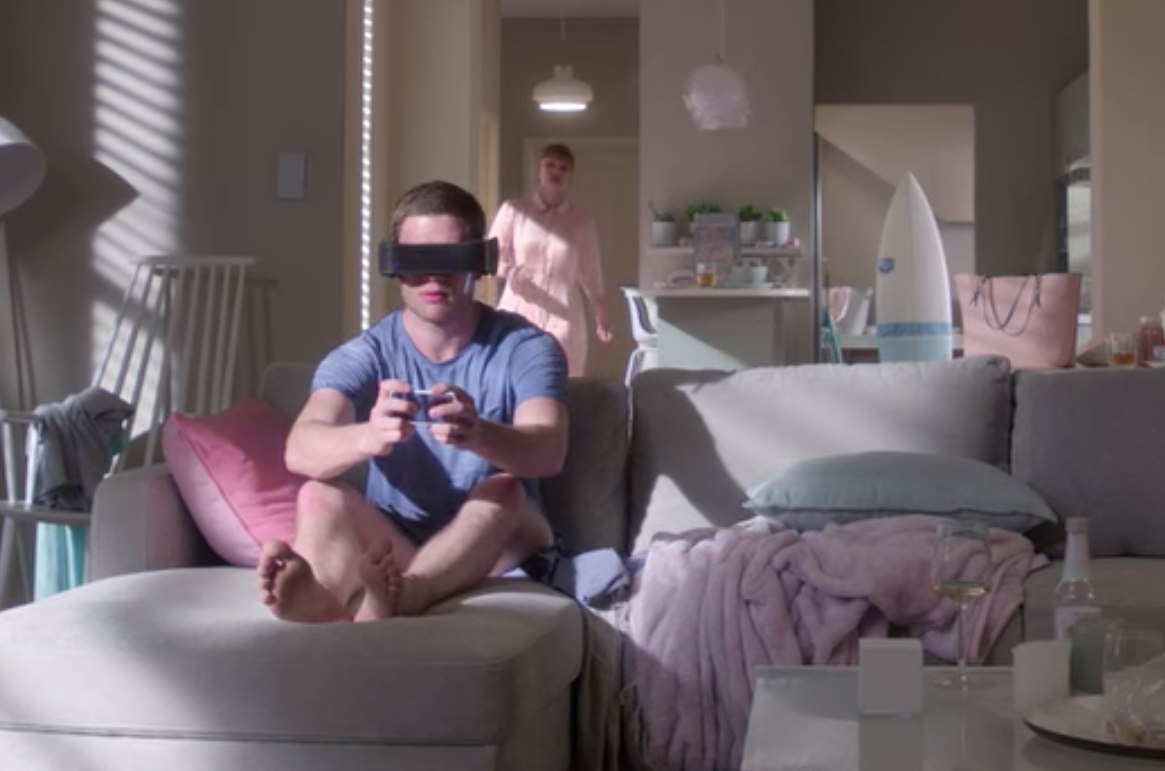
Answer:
top-left (32, 387), bottom-right (134, 511)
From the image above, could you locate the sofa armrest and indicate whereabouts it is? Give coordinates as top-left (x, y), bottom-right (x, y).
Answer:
top-left (89, 463), bottom-right (219, 580)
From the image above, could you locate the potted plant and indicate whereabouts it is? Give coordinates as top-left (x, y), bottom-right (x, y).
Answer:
top-left (738, 204), bottom-right (762, 245)
top-left (763, 207), bottom-right (791, 246)
top-left (685, 200), bottom-right (723, 223)
top-left (649, 201), bottom-right (678, 247)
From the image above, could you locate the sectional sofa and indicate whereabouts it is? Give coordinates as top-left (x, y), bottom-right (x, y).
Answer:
top-left (1, 356), bottom-right (1163, 770)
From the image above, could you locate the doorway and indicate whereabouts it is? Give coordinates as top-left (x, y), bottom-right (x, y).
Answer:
top-left (522, 137), bottom-right (639, 381)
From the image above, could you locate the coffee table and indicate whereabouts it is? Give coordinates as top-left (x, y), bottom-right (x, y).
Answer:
top-left (742, 666), bottom-right (1158, 770)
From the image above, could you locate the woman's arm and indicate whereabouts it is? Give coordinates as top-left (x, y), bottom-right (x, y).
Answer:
top-left (575, 214), bottom-right (612, 342)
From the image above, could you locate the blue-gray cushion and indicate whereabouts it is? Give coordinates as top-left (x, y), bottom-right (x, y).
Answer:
top-left (743, 451), bottom-right (1057, 533)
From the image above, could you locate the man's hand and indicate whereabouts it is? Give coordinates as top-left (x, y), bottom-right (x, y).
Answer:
top-left (363, 379), bottom-right (417, 456)
top-left (425, 384), bottom-right (480, 449)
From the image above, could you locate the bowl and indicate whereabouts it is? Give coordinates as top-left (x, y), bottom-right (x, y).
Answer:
top-left (730, 265), bottom-right (768, 285)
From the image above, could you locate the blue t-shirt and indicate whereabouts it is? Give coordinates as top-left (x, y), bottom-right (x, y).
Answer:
top-left (311, 305), bottom-right (567, 542)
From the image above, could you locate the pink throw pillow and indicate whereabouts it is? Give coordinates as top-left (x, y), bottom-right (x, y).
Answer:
top-left (162, 396), bottom-right (304, 566)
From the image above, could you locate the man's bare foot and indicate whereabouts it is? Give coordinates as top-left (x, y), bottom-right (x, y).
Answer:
top-left (355, 539), bottom-right (404, 622)
top-left (257, 540), bottom-right (349, 623)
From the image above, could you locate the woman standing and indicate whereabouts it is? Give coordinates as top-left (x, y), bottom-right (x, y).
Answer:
top-left (489, 143), bottom-right (612, 376)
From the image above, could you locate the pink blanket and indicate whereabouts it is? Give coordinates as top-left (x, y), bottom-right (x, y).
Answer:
top-left (625, 515), bottom-right (1049, 771)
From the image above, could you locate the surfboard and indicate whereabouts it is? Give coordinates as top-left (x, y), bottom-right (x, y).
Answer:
top-left (875, 173), bottom-right (953, 362)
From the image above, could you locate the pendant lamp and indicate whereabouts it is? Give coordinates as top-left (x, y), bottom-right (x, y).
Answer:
top-left (532, 11), bottom-right (593, 113)
top-left (684, 0), bottom-right (751, 130)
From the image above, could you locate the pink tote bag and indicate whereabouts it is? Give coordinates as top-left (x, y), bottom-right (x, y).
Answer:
top-left (955, 273), bottom-right (1082, 370)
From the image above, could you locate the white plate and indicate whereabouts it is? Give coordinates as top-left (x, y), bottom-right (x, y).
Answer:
top-left (1146, 360), bottom-right (1165, 369)
top-left (1024, 695), bottom-right (1165, 759)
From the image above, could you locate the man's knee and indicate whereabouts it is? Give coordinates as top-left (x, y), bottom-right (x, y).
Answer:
top-left (470, 474), bottom-right (526, 512)
top-left (296, 480), bottom-right (350, 528)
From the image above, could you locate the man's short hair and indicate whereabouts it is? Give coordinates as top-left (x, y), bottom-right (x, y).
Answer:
top-left (539, 143), bottom-right (575, 169)
top-left (390, 180), bottom-right (486, 243)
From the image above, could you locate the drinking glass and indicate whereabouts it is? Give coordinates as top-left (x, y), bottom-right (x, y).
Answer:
top-left (695, 261), bottom-right (717, 288)
top-left (1108, 331), bottom-right (1137, 368)
top-left (1103, 628), bottom-right (1165, 744)
top-left (931, 519), bottom-right (993, 689)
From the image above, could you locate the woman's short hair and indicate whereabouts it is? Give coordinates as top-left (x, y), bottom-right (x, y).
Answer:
top-left (390, 180), bottom-right (486, 242)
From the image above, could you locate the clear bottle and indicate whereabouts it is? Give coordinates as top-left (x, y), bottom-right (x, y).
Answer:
top-left (1053, 517), bottom-right (1101, 640)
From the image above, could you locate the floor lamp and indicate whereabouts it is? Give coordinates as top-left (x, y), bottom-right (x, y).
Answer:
top-left (0, 118), bottom-right (46, 411)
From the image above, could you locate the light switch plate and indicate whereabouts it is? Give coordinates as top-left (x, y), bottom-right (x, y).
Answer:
top-left (276, 153), bottom-right (306, 200)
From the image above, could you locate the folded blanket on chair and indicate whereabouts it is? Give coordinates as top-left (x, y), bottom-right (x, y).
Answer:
top-left (625, 515), bottom-right (1049, 771)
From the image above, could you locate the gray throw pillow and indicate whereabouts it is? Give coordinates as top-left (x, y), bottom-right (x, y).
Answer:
top-left (743, 451), bottom-right (1057, 534)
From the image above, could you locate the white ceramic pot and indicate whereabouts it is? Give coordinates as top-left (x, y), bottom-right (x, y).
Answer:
top-left (739, 221), bottom-right (759, 246)
top-left (764, 220), bottom-right (791, 246)
top-left (651, 221), bottom-right (678, 247)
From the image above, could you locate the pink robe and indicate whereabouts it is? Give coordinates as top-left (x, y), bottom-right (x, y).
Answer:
top-left (489, 195), bottom-right (605, 376)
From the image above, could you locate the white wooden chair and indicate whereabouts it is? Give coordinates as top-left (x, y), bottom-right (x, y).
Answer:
top-left (619, 285), bottom-right (659, 386)
top-left (0, 254), bottom-right (255, 607)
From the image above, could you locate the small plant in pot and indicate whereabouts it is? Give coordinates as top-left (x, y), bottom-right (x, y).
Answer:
top-left (649, 201), bottom-right (678, 247)
top-left (738, 204), bottom-right (762, 245)
top-left (763, 207), bottom-right (791, 246)
top-left (684, 200), bottom-right (723, 223)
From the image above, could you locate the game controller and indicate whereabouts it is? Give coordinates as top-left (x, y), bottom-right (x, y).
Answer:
top-left (390, 389), bottom-right (456, 424)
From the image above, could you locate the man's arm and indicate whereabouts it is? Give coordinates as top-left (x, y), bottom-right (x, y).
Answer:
top-left (428, 392), bottom-right (568, 479)
top-left (473, 396), bottom-right (568, 478)
top-left (286, 383), bottom-right (417, 480)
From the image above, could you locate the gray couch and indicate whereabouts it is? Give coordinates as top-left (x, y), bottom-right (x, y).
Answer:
top-left (1, 356), bottom-right (1163, 770)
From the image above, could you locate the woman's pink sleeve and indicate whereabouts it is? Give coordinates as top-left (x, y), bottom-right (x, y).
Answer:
top-left (488, 202), bottom-right (516, 278)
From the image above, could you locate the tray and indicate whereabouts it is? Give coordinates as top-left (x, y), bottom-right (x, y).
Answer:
top-left (1024, 695), bottom-right (1165, 760)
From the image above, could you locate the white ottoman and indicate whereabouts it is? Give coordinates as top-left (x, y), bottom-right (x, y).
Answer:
top-left (0, 568), bottom-right (581, 771)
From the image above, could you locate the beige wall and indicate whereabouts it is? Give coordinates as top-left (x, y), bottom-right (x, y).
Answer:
top-left (375, 0), bottom-right (501, 315)
top-left (815, 0), bottom-right (1089, 278)
top-left (817, 105), bottom-right (976, 297)
top-left (0, 0), bottom-right (346, 406)
top-left (639, 0), bottom-right (816, 282)
top-left (498, 19), bottom-right (639, 200)
top-left (1089, 0), bottom-right (1165, 335)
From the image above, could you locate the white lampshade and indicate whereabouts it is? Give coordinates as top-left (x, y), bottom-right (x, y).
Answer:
top-left (683, 60), bottom-right (752, 131)
top-left (532, 66), bottom-right (593, 113)
top-left (0, 118), bottom-right (46, 217)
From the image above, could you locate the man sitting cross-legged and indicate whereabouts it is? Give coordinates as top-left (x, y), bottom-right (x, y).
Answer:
top-left (257, 179), bottom-right (569, 622)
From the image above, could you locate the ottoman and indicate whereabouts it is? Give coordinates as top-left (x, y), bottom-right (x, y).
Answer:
top-left (0, 567), bottom-right (581, 771)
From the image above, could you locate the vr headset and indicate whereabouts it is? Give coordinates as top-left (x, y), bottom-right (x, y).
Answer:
top-left (378, 239), bottom-right (499, 278)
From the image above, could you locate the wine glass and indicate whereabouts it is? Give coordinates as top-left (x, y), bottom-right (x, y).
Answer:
top-left (931, 519), bottom-right (993, 689)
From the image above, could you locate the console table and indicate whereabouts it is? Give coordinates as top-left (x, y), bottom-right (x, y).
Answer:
top-left (643, 287), bottom-right (811, 370)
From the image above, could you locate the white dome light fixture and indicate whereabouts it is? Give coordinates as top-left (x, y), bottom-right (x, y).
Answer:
top-left (532, 10), bottom-right (593, 113)
top-left (683, 0), bottom-right (751, 131)
top-left (533, 65), bottom-right (593, 113)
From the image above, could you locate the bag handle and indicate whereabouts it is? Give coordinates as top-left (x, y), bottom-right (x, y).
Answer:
top-left (971, 275), bottom-right (1042, 334)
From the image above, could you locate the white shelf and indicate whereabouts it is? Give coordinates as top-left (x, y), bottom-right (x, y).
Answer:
top-left (646, 287), bottom-right (810, 299)
top-left (647, 246), bottom-right (804, 257)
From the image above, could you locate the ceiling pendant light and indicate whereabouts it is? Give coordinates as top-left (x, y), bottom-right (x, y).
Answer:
top-left (533, 11), bottom-right (593, 113)
top-left (684, 0), bottom-right (751, 130)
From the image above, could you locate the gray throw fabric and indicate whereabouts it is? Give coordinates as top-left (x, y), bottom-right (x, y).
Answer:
top-left (32, 387), bottom-right (134, 510)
